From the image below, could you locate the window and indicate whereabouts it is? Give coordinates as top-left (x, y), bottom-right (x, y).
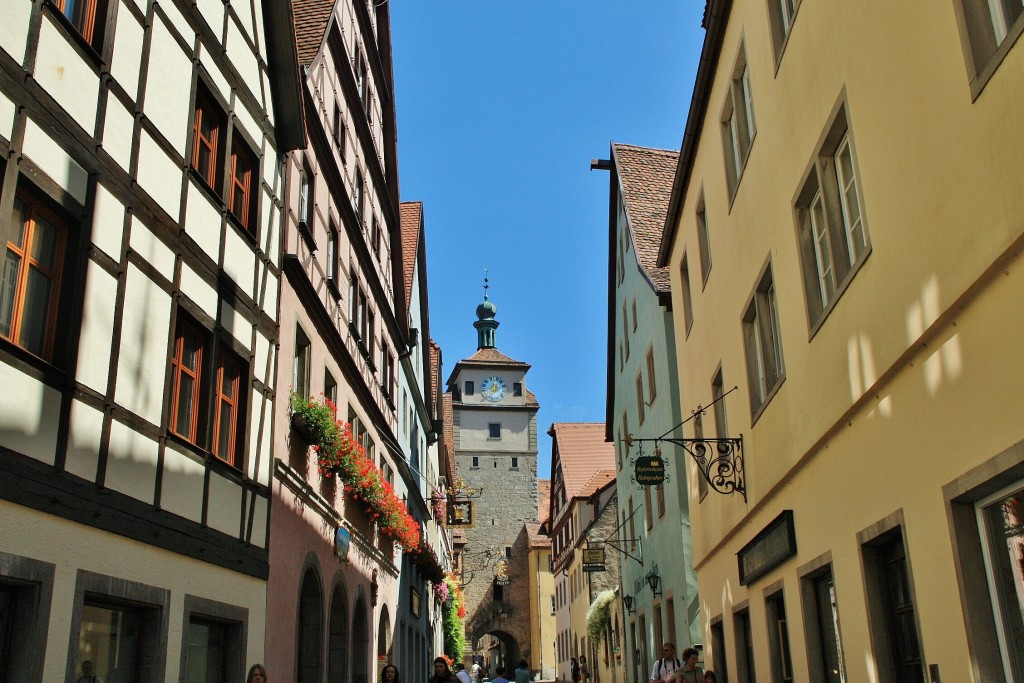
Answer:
top-left (765, 590), bottom-right (794, 683)
top-left (325, 369), bottom-right (338, 407)
top-left (712, 368), bottom-right (728, 438)
top-left (471, 456), bottom-right (479, 468)
top-left (505, 546), bottom-right (513, 559)
top-left (631, 299), bottom-right (638, 331)
top-left (170, 317), bottom-right (205, 443)
top-left (1, 190), bottom-right (66, 360)
top-left (78, 599), bottom-right (158, 683)
top-left (628, 496), bottom-right (636, 550)
top-left (229, 137), bottom-right (258, 231)
top-left (800, 565), bottom-right (846, 683)
top-left (465, 380), bottom-right (475, 396)
top-left (680, 254), bottom-right (694, 333)
top-left (620, 412), bottom-right (629, 470)
top-left (694, 410), bottom-right (708, 500)
top-left (353, 170), bottom-right (364, 223)
top-left (550, 596), bottom-right (556, 615)
top-left (299, 164), bottom-right (314, 232)
top-left (184, 615), bottom-right (245, 682)
top-left (513, 382), bottom-right (522, 396)
top-left (53, 0), bottom-right (108, 50)
top-left (743, 263), bottom-right (785, 416)
top-left (371, 217), bottom-right (381, 260)
top-left (635, 375), bottom-right (645, 424)
top-left (722, 46), bottom-right (756, 197)
top-left (975, 483), bottom-right (1024, 680)
top-left (656, 484), bottom-right (665, 517)
top-left (293, 326), bottom-right (311, 399)
top-left (511, 457), bottom-right (519, 469)
top-left (646, 349), bottom-right (657, 403)
top-left (326, 220), bottom-right (339, 284)
top-left (862, 526), bottom-right (924, 683)
top-left (622, 304), bottom-right (630, 360)
top-left (768, 0), bottom-right (800, 61)
top-left (488, 423), bottom-right (501, 439)
top-left (956, 0), bottom-right (1024, 95)
top-left (192, 84), bottom-right (225, 190)
top-left (0, 556), bottom-right (53, 683)
top-left (333, 100), bottom-right (345, 159)
top-left (696, 193), bottom-right (712, 283)
top-left (212, 351), bottom-right (242, 464)
top-left (795, 106), bottom-right (869, 329)
top-left (644, 485), bottom-right (653, 529)
top-left (297, 569), bottom-right (323, 683)
top-left (734, 608), bottom-right (756, 683)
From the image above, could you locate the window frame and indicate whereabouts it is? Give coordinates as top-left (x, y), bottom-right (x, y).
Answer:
top-left (953, 0), bottom-right (1024, 99)
top-left (680, 253), bottom-right (694, 335)
top-left (635, 374), bottom-right (645, 425)
top-left (228, 134), bottom-right (259, 232)
top-left (721, 45), bottom-right (757, 201)
top-left (191, 83), bottom-right (225, 192)
top-left (488, 423), bottom-right (501, 440)
top-left (1, 188), bottom-right (68, 361)
top-left (52, 0), bottom-right (108, 53)
top-left (696, 192), bottom-right (712, 285)
top-left (646, 348), bottom-right (657, 404)
top-left (742, 259), bottom-right (785, 420)
top-left (764, 585), bottom-right (795, 683)
top-left (767, 0), bottom-right (802, 67)
top-left (793, 99), bottom-right (871, 336)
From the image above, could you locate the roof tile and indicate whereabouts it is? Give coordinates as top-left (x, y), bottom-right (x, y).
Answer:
top-left (550, 423), bottom-right (616, 500)
top-left (399, 202), bottom-right (422, 310)
top-left (292, 0), bottom-right (335, 67)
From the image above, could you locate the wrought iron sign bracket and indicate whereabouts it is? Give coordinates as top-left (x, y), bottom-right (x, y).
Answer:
top-left (597, 538), bottom-right (644, 566)
top-left (626, 387), bottom-right (747, 502)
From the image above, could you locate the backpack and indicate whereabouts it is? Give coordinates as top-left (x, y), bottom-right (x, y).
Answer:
top-left (655, 658), bottom-right (681, 680)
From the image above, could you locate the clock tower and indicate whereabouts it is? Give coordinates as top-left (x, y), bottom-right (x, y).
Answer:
top-left (447, 289), bottom-right (539, 670)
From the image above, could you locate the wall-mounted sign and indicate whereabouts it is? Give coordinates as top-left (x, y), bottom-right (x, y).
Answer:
top-left (335, 526), bottom-right (351, 562)
top-left (634, 455), bottom-right (666, 485)
top-left (494, 559), bottom-right (511, 586)
top-left (447, 499), bottom-right (475, 527)
top-left (583, 548), bottom-right (606, 565)
top-left (582, 564), bottom-right (606, 573)
top-left (737, 510), bottom-right (796, 585)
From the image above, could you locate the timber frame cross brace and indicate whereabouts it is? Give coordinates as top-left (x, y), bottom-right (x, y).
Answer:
top-left (626, 386), bottom-right (747, 503)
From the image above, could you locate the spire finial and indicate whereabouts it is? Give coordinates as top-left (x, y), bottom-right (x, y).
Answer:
top-left (483, 268), bottom-right (489, 301)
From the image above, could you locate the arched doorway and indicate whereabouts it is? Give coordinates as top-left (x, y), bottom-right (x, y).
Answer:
top-left (327, 582), bottom-right (349, 683)
top-left (352, 596), bottom-right (369, 683)
top-left (376, 606), bottom-right (392, 681)
top-left (297, 568), bottom-right (323, 683)
top-left (472, 630), bottom-right (520, 677)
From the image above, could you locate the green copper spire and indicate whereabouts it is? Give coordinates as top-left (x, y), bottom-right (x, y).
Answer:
top-left (474, 269), bottom-right (499, 349)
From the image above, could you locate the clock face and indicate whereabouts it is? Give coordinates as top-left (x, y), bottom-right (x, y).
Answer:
top-left (481, 376), bottom-right (507, 402)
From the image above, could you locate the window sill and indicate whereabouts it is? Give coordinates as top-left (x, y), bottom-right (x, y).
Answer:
top-left (326, 277), bottom-right (342, 301)
top-left (726, 136), bottom-right (757, 212)
top-left (297, 218), bottom-right (317, 252)
top-left (968, 14), bottom-right (1024, 101)
top-left (226, 211), bottom-right (259, 249)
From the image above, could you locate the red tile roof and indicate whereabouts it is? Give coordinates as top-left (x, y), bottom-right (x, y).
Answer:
top-left (550, 423), bottom-right (616, 500)
top-left (292, 0), bottom-right (335, 67)
top-left (578, 469), bottom-right (616, 498)
top-left (526, 521), bottom-right (549, 548)
top-left (538, 479), bottom-right (551, 524)
top-left (612, 143), bottom-right (679, 293)
top-left (428, 338), bottom-right (441, 410)
top-left (462, 347), bottom-right (529, 367)
top-left (442, 392), bottom-right (455, 482)
top-left (399, 202), bottom-right (422, 310)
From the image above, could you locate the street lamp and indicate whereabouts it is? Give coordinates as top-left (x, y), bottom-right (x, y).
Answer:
top-left (622, 594), bottom-right (635, 614)
top-left (646, 572), bottom-right (662, 597)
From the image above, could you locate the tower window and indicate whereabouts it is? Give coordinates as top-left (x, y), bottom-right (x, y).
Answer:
top-left (511, 457), bottom-right (519, 469)
top-left (465, 380), bottom-right (475, 395)
top-left (488, 423), bottom-right (501, 439)
top-left (513, 382), bottom-right (522, 396)
top-left (471, 456), bottom-right (479, 468)
top-left (505, 546), bottom-right (513, 559)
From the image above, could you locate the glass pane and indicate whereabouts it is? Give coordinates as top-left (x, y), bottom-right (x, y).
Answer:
top-left (217, 400), bottom-right (234, 460)
top-left (78, 603), bottom-right (140, 683)
top-left (0, 251), bottom-right (20, 338)
top-left (11, 199), bottom-right (26, 248)
top-left (19, 267), bottom-right (52, 355)
top-left (181, 333), bottom-right (201, 371)
top-left (175, 374), bottom-right (196, 435)
top-left (983, 489), bottom-right (1024, 680)
top-left (197, 144), bottom-right (213, 183)
top-left (220, 362), bottom-right (237, 398)
top-left (31, 215), bottom-right (60, 269)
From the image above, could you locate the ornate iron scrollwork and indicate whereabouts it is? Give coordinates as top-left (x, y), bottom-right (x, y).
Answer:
top-left (675, 437), bottom-right (745, 501)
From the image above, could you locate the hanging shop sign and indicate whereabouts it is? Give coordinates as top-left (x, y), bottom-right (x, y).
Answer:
top-left (634, 455), bottom-right (666, 485)
top-left (494, 559), bottom-right (511, 586)
top-left (334, 526), bottom-right (351, 562)
top-left (583, 547), bottom-right (606, 573)
top-left (447, 499), bottom-right (475, 528)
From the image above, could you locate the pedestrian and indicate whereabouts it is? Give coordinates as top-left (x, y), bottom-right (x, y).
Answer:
top-left (514, 659), bottom-right (530, 683)
top-left (702, 672), bottom-right (717, 683)
top-left (430, 657), bottom-right (458, 683)
top-left (471, 661), bottom-right (482, 683)
top-left (456, 663), bottom-right (473, 683)
top-left (246, 664), bottom-right (268, 683)
top-left (579, 656), bottom-right (589, 683)
top-left (76, 660), bottom-right (104, 683)
top-left (675, 648), bottom-right (703, 683)
top-left (492, 667), bottom-right (509, 683)
top-left (651, 643), bottom-right (681, 683)
top-left (570, 657), bottom-right (580, 683)
top-left (382, 664), bottom-right (401, 683)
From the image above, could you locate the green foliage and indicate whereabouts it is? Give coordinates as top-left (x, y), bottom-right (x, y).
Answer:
top-left (443, 575), bottom-right (466, 662)
top-left (586, 588), bottom-right (617, 646)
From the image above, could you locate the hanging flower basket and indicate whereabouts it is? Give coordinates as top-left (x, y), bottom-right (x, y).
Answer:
top-left (291, 393), bottom-right (421, 552)
top-left (290, 412), bottom-right (318, 444)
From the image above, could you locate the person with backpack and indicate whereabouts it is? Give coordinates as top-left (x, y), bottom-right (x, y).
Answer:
top-left (650, 642), bottom-right (682, 683)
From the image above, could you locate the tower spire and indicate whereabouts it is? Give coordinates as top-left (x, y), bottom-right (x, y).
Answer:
top-left (474, 268), bottom-right (499, 350)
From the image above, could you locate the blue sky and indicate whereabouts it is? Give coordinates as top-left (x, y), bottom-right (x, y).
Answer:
top-left (391, 3), bottom-right (706, 477)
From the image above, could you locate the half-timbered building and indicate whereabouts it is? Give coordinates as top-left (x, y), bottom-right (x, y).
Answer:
top-left (266, 0), bottom-right (446, 681)
top-left (0, 0), bottom-right (303, 680)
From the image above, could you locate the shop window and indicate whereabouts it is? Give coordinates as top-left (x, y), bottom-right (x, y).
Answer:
top-left (1, 190), bottom-right (67, 361)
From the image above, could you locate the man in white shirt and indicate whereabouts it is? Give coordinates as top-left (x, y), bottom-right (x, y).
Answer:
top-left (650, 643), bottom-right (682, 683)
top-left (456, 663), bottom-right (472, 683)
top-left (471, 662), bottom-right (482, 683)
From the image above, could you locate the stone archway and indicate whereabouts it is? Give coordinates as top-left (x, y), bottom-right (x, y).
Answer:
top-left (471, 630), bottom-right (520, 679)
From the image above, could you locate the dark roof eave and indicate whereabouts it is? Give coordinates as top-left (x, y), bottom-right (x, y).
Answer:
top-left (657, 0), bottom-right (732, 267)
top-left (265, 0), bottom-right (307, 152)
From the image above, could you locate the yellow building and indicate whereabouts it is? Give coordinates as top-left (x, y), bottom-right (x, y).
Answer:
top-left (658, 1), bottom-right (1024, 682)
top-left (528, 480), bottom-right (558, 680)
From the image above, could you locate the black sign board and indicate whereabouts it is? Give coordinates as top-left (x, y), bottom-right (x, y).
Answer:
top-left (634, 455), bottom-right (666, 485)
top-left (737, 510), bottom-right (796, 585)
top-left (582, 564), bottom-right (606, 573)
